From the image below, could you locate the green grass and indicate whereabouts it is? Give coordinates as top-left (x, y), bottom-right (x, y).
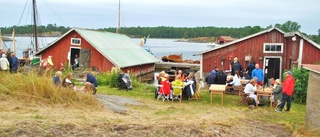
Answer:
top-left (97, 84), bottom-right (307, 133)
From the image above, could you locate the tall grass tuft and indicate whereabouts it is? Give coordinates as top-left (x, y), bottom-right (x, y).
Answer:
top-left (0, 71), bottom-right (99, 107)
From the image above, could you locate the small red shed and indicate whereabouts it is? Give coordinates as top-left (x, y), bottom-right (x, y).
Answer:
top-left (216, 36), bottom-right (237, 44)
top-left (197, 27), bottom-right (320, 80)
top-left (36, 28), bottom-right (159, 75)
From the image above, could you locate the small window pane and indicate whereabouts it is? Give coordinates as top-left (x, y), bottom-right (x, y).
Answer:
top-left (265, 45), bottom-right (270, 51)
top-left (271, 45), bottom-right (275, 51)
top-left (276, 45), bottom-right (281, 51)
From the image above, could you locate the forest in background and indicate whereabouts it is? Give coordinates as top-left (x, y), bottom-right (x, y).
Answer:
top-left (1, 21), bottom-right (320, 43)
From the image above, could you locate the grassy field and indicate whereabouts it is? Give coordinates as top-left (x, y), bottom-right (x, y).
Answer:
top-left (0, 72), bottom-right (318, 136)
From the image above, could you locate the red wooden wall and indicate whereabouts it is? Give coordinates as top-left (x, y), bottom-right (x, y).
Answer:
top-left (40, 30), bottom-right (155, 75)
top-left (202, 29), bottom-right (320, 75)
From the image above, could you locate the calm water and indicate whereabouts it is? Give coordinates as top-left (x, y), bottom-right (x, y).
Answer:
top-left (3, 37), bottom-right (210, 60)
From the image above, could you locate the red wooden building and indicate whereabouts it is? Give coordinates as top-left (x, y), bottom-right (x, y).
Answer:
top-left (36, 28), bottom-right (159, 75)
top-left (197, 27), bottom-right (320, 80)
top-left (216, 36), bottom-right (237, 44)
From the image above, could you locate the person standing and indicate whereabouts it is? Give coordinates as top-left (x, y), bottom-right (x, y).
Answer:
top-left (246, 61), bottom-right (255, 79)
top-left (251, 64), bottom-right (264, 86)
top-left (231, 57), bottom-right (243, 76)
top-left (276, 71), bottom-right (295, 112)
top-left (11, 54), bottom-right (19, 73)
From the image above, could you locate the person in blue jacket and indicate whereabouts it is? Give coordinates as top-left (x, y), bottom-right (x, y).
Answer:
top-left (83, 71), bottom-right (98, 94)
top-left (251, 64), bottom-right (264, 86)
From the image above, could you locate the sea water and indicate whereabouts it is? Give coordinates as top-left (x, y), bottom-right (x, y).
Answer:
top-left (4, 37), bottom-right (210, 60)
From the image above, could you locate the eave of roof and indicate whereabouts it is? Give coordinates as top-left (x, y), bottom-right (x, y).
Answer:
top-left (195, 27), bottom-right (320, 55)
top-left (303, 64), bottom-right (320, 74)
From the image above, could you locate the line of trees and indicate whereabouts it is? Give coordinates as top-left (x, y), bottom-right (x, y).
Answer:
top-left (1, 21), bottom-right (320, 43)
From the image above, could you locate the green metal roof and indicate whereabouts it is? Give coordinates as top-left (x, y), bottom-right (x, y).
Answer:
top-left (74, 28), bottom-right (159, 68)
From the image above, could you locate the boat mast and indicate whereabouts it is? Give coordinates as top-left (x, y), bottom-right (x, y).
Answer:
top-left (33, 0), bottom-right (39, 52)
top-left (116, 0), bottom-right (120, 34)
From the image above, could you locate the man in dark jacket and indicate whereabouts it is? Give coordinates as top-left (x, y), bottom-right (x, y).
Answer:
top-left (231, 57), bottom-right (242, 76)
top-left (246, 61), bottom-right (255, 79)
top-left (216, 70), bottom-right (227, 84)
top-left (205, 70), bottom-right (217, 87)
top-left (83, 71), bottom-right (98, 94)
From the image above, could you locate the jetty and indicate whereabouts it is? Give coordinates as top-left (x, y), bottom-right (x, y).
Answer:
top-left (155, 62), bottom-right (200, 71)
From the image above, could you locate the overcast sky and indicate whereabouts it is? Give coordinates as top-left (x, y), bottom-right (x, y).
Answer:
top-left (1, 0), bottom-right (319, 35)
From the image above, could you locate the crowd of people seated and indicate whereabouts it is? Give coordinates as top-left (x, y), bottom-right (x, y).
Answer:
top-left (155, 69), bottom-right (197, 101)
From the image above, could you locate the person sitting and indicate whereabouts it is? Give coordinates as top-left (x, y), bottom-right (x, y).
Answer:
top-left (205, 70), bottom-right (217, 88)
top-left (183, 72), bottom-right (196, 99)
top-left (83, 71), bottom-right (98, 94)
top-left (244, 79), bottom-right (260, 105)
top-left (216, 70), bottom-right (227, 84)
top-left (272, 79), bottom-right (282, 107)
top-left (160, 73), bottom-right (171, 100)
top-left (171, 75), bottom-right (184, 99)
top-left (269, 78), bottom-right (275, 88)
top-left (176, 69), bottom-right (185, 81)
top-left (226, 77), bottom-right (234, 86)
top-left (53, 71), bottom-right (62, 86)
top-left (62, 73), bottom-right (74, 88)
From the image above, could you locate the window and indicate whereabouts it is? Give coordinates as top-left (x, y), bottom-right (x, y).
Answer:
top-left (71, 38), bottom-right (81, 45)
top-left (263, 43), bottom-right (283, 53)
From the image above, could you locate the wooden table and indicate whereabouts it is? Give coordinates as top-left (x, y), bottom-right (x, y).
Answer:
top-left (209, 84), bottom-right (226, 106)
top-left (256, 88), bottom-right (273, 108)
top-left (240, 79), bottom-right (249, 85)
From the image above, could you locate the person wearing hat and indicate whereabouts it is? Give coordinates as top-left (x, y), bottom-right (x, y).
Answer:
top-left (276, 71), bottom-right (295, 112)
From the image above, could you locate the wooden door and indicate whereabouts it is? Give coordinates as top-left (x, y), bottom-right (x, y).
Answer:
top-left (79, 49), bottom-right (90, 70)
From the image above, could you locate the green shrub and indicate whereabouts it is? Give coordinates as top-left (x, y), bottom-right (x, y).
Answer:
top-left (284, 67), bottom-right (309, 104)
top-left (95, 67), bottom-right (120, 88)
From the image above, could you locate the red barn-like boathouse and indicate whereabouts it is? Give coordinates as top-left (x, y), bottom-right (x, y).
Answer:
top-left (197, 27), bottom-right (320, 80)
top-left (36, 28), bottom-right (159, 75)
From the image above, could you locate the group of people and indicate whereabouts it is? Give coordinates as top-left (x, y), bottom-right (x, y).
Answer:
top-left (156, 69), bottom-right (197, 100)
top-left (53, 71), bottom-right (98, 94)
top-left (0, 48), bottom-right (19, 73)
top-left (206, 56), bottom-right (295, 111)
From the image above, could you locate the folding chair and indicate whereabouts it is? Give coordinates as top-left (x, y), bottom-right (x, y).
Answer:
top-left (239, 92), bottom-right (249, 106)
top-left (172, 86), bottom-right (183, 103)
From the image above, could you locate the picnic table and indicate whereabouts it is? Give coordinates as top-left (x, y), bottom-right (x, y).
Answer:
top-left (256, 88), bottom-right (273, 108)
top-left (209, 84), bottom-right (226, 106)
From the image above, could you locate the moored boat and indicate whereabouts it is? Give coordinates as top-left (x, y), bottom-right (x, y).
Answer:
top-left (161, 54), bottom-right (183, 63)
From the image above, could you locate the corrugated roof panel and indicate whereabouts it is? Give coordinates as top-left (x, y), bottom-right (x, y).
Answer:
top-left (75, 28), bottom-right (159, 67)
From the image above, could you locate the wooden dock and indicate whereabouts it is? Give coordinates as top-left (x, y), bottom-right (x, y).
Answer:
top-left (155, 62), bottom-right (200, 71)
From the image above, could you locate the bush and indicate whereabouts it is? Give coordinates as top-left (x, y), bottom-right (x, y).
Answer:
top-left (95, 67), bottom-right (120, 88)
top-left (284, 67), bottom-right (309, 104)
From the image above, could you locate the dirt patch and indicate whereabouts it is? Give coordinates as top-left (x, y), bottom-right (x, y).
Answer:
top-left (0, 120), bottom-right (291, 137)
top-left (94, 94), bottom-right (142, 113)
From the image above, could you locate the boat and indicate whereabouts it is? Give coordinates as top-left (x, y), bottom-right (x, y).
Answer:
top-left (161, 54), bottom-right (183, 63)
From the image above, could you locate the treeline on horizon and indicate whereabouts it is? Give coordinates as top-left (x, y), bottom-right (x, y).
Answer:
top-left (1, 21), bottom-right (320, 43)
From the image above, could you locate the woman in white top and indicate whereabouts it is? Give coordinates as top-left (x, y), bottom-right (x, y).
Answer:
top-left (226, 70), bottom-right (241, 87)
top-left (244, 79), bottom-right (260, 104)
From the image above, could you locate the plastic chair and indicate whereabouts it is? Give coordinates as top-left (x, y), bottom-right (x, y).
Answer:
top-left (172, 86), bottom-right (183, 103)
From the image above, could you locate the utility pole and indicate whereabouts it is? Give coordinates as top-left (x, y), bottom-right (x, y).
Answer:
top-left (33, 0), bottom-right (39, 52)
top-left (116, 0), bottom-right (120, 34)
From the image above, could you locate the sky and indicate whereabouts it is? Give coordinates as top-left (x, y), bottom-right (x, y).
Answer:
top-left (1, 0), bottom-right (320, 35)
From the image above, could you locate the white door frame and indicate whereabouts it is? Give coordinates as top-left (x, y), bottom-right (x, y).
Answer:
top-left (69, 47), bottom-right (81, 66)
top-left (263, 56), bottom-right (282, 80)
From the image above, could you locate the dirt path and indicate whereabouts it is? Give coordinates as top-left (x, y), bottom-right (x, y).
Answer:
top-left (94, 94), bottom-right (142, 113)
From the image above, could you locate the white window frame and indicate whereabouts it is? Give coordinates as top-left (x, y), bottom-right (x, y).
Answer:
top-left (263, 43), bottom-right (283, 53)
top-left (71, 38), bottom-right (81, 45)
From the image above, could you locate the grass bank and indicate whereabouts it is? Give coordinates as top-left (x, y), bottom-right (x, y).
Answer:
top-left (0, 71), bottom-right (318, 136)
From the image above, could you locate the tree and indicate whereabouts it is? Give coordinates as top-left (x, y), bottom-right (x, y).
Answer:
top-left (275, 20), bottom-right (301, 32)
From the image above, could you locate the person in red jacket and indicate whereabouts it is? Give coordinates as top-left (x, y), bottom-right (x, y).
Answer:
top-left (276, 71), bottom-right (295, 112)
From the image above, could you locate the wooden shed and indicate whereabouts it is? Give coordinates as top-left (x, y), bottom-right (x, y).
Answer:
top-left (197, 27), bottom-right (320, 80)
top-left (216, 36), bottom-right (237, 44)
top-left (36, 28), bottom-right (159, 75)
top-left (303, 64), bottom-right (320, 131)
